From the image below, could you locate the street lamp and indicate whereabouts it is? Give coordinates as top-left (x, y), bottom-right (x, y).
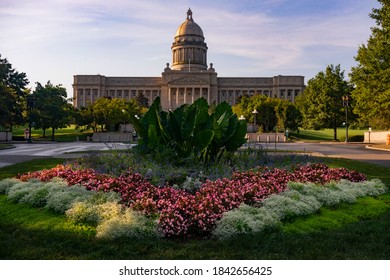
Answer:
top-left (368, 126), bottom-right (372, 143)
top-left (342, 96), bottom-right (349, 142)
top-left (26, 95), bottom-right (35, 143)
top-left (252, 109), bottom-right (258, 133)
top-left (122, 109), bottom-right (126, 132)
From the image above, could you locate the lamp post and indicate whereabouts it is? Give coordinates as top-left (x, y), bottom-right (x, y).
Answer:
top-left (252, 109), bottom-right (258, 133)
top-left (368, 126), bottom-right (372, 143)
top-left (26, 95), bottom-right (35, 143)
top-left (122, 109), bottom-right (126, 132)
top-left (342, 96), bottom-right (349, 143)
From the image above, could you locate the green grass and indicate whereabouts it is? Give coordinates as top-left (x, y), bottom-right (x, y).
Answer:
top-left (283, 194), bottom-right (390, 234)
top-left (320, 157), bottom-right (390, 186)
top-left (0, 158), bottom-right (66, 180)
top-left (0, 144), bottom-right (13, 150)
top-left (290, 128), bottom-right (365, 142)
top-left (0, 156), bottom-right (389, 259)
top-left (12, 125), bottom-right (93, 142)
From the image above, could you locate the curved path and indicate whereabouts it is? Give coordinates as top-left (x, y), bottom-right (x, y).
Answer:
top-left (264, 142), bottom-right (390, 168)
top-left (0, 142), bottom-right (132, 168)
top-left (0, 141), bottom-right (389, 168)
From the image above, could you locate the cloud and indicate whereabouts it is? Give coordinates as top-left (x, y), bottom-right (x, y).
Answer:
top-left (0, 0), bottom-right (377, 95)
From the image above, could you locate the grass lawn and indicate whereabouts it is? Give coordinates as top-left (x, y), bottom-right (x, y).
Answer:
top-left (0, 158), bottom-right (66, 180)
top-left (12, 125), bottom-right (93, 142)
top-left (0, 156), bottom-right (389, 259)
top-left (290, 128), bottom-right (365, 142)
top-left (0, 144), bottom-right (13, 150)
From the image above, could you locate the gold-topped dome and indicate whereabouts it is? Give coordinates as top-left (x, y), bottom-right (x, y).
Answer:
top-left (171, 9), bottom-right (208, 71)
top-left (175, 9), bottom-right (204, 38)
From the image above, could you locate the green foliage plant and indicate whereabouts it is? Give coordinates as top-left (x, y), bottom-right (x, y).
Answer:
top-left (350, 0), bottom-right (390, 129)
top-left (131, 97), bottom-right (247, 163)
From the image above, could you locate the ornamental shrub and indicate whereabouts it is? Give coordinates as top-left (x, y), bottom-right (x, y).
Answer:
top-left (66, 201), bottom-right (122, 226)
top-left (66, 191), bottom-right (122, 225)
top-left (7, 180), bottom-right (41, 203)
top-left (19, 183), bottom-right (51, 207)
top-left (0, 178), bottom-right (21, 194)
top-left (96, 208), bottom-right (159, 239)
top-left (213, 204), bottom-right (280, 239)
top-left (45, 184), bottom-right (93, 213)
top-left (261, 190), bottom-right (321, 221)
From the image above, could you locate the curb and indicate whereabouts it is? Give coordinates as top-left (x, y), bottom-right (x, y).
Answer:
top-left (365, 145), bottom-right (390, 152)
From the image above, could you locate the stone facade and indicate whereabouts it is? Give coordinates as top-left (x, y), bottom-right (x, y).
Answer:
top-left (73, 9), bottom-right (305, 110)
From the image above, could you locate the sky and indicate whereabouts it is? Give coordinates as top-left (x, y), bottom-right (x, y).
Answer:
top-left (0, 0), bottom-right (380, 98)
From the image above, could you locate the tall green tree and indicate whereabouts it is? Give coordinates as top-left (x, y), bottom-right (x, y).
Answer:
top-left (91, 97), bottom-right (142, 131)
top-left (350, 0), bottom-right (390, 129)
top-left (32, 82), bottom-right (72, 140)
top-left (299, 64), bottom-right (353, 141)
top-left (275, 99), bottom-right (302, 134)
top-left (233, 95), bottom-right (278, 132)
top-left (0, 54), bottom-right (29, 129)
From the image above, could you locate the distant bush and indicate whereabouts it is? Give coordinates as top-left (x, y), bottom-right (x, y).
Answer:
top-left (348, 135), bottom-right (364, 142)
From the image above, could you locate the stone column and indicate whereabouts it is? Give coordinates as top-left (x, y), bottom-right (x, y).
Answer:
top-left (168, 87), bottom-right (172, 109)
top-left (176, 88), bottom-right (179, 107)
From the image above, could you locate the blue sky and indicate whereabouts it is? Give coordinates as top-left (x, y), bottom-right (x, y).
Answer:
top-left (0, 0), bottom-right (379, 97)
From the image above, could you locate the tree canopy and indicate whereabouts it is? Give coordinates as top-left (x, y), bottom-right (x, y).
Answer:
top-left (298, 64), bottom-right (353, 140)
top-left (0, 54), bottom-right (29, 130)
top-left (233, 94), bottom-right (301, 133)
top-left (350, 0), bottom-right (390, 129)
top-left (31, 81), bottom-right (72, 140)
top-left (84, 97), bottom-right (142, 132)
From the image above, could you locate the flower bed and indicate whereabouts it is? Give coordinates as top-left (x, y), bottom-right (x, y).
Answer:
top-left (14, 163), bottom-right (368, 238)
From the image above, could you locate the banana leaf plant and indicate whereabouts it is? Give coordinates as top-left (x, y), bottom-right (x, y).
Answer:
top-left (131, 97), bottom-right (247, 163)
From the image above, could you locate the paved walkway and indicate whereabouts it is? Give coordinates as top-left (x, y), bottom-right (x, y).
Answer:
top-left (0, 142), bottom-right (133, 168)
top-left (0, 141), bottom-right (389, 169)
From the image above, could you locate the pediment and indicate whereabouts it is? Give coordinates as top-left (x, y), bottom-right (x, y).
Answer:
top-left (169, 76), bottom-right (209, 85)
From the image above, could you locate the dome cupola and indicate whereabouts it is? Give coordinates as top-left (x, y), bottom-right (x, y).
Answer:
top-left (171, 9), bottom-right (208, 71)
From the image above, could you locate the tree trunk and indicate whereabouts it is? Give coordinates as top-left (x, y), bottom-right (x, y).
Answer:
top-left (333, 124), bottom-right (337, 141)
top-left (51, 128), bottom-right (55, 141)
top-left (42, 128), bottom-right (46, 138)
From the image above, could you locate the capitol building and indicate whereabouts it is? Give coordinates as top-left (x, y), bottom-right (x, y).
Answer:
top-left (73, 9), bottom-right (305, 110)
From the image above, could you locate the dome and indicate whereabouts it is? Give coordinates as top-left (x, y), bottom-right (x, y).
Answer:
top-left (175, 9), bottom-right (204, 39)
top-left (171, 9), bottom-right (208, 71)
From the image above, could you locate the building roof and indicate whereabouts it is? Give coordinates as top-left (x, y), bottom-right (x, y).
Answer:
top-left (175, 8), bottom-right (204, 39)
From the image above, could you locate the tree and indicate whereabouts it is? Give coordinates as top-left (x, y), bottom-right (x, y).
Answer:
top-left (0, 54), bottom-right (29, 129)
top-left (135, 92), bottom-right (150, 109)
top-left (32, 82), bottom-right (72, 140)
top-left (73, 106), bottom-right (95, 131)
top-left (275, 99), bottom-right (302, 134)
top-left (233, 95), bottom-right (278, 132)
top-left (91, 97), bottom-right (142, 131)
top-left (299, 64), bottom-right (353, 141)
top-left (350, 0), bottom-right (390, 129)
